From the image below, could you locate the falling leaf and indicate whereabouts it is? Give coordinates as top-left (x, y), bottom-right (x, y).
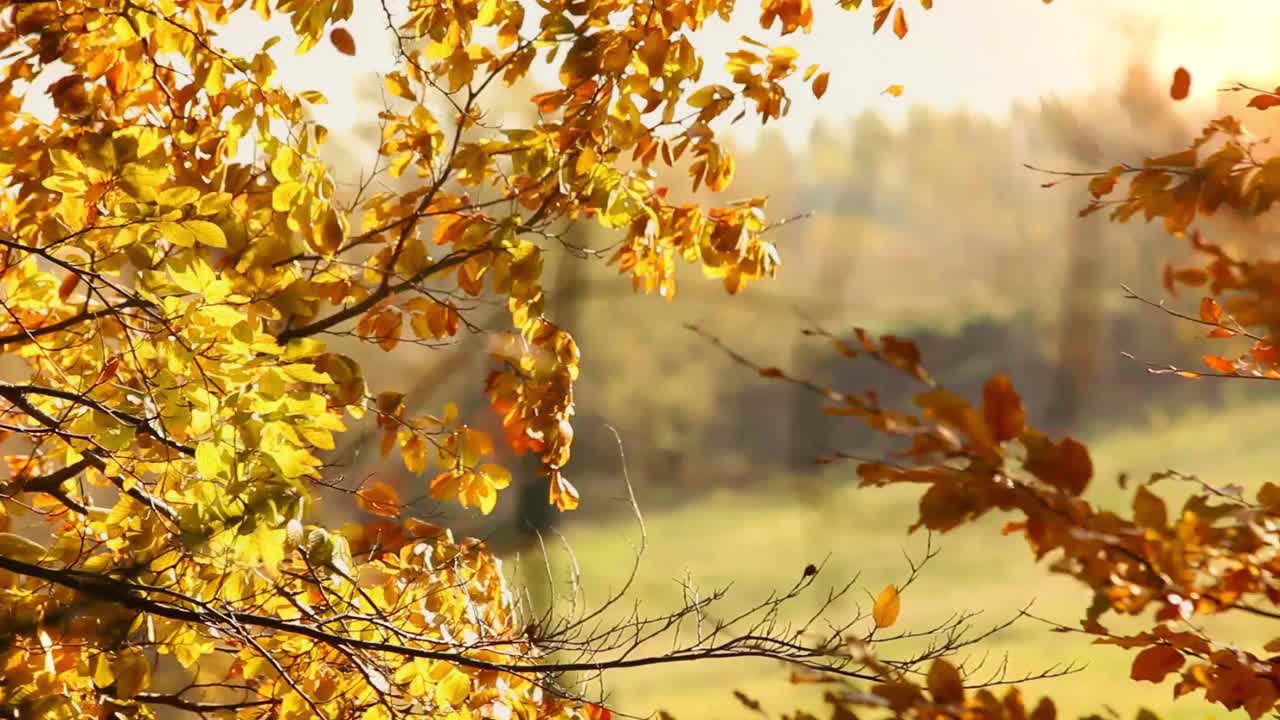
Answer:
top-left (893, 7), bottom-right (908, 38)
top-left (1170, 66), bottom-right (1191, 100)
top-left (873, 584), bottom-right (901, 628)
top-left (812, 71), bottom-right (830, 99)
top-left (330, 27), bottom-right (356, 56)
top-left (882, 84), bottom-right (904, 97)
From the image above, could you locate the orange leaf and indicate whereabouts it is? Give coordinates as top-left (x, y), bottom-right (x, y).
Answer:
top-left (98, 356), bottom-right (120, 384)
top-left (330, 27), bottom-right (356, 56)
top-left (882, 84), bottom-right (904, 97)
top-left (1248, 94), bottom-right (1280, 111)
top-left (1252, 341), bottom-right (1280, 368)
top-left (1198, 296), bottom-right (1222, 324)
top-left (892, 7), bottom-right (908, 39)
top-left (873, 584), bottom-right (900, 628)
top-left (1170, 66), bottom-right (1191, 100)
top-left (1202, 355), bottom-right (1236, 374)
top-left (356, 480), bottom-right (402, 518)
top-left (981, 373), bottom-right (1025, 443)
top-left (1130, 644), bottom-right (1184, 683)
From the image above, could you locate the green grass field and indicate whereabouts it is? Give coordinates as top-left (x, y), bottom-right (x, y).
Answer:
top-left (508, 398), bottom-right (1280, 719)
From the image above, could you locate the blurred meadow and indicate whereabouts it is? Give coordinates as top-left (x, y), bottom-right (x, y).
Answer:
top-left (214, 2), bottom-right (1280, 718)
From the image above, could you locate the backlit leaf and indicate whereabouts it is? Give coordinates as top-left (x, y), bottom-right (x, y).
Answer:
top-left (356, 481), bottom-right (402, 518)
top-left (873, 584), bottom-right (900, 628)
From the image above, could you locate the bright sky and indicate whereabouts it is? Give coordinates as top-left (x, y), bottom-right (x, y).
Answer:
top-left (23, 3), bottom-right (1280, 150)
top-left (234, 1), bottom-right (1280, 151)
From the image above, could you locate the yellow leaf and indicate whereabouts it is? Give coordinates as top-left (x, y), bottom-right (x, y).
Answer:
top-left (271, 147), bottom-right (301, 183)
top-left (120, 162), bottom-right (168, 201)
top-left (158, 186), bottom-right (200, 207)
top-left (882, 84), bottom-right (904, 97)
top-left (113, 650), bottom-right (151, 698)
top-left (384, 71), bottom-right (415, 100)
top-left (183, 220), bottom-right (226, 248)
top-left (280, 363), bottom-right (333, 384)
top-left (575, 145), bottom-right (597, 175)
top-left (0, 532), bottom-right (48, 562)
top-left (435, 669), bottom-right (471, 707)
top-left (158, 221), bottom-right (196, 247)
top-left (299, 90), bottom-right (328, 104)
top-left (195, 442), bottom-right (227, 479)
top-left (272, 181), bottom-right (304, 211)
top-left (93, 653), bottom-right (114, 687)
top-left (873, 584), bottom-right (901, 628)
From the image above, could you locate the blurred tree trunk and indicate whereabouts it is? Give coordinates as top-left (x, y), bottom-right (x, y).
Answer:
top-left (1046, 209), bottom-right (1105, 430)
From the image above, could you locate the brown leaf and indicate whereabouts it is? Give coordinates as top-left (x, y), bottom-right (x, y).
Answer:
top-left (982, 374), bottom-right (1025, 443)
top-left (1132, 485), bottom-right (1167, 530)
top-left (1030, 698), bottom-right (1057, 720)
top-left (873, 584), bottom-right (900, 628)
top-left (1130, 645), bottom-right (1184, 683)
top-left (812, 71), bottom-right (830, 99)
top-left (926, 659), bottom-right (964, 704)
top-left (1170, 66), bottom-right (1191, 100)
top-left (1023, 432), bottom-right (1092, 496)
top-left (58, 273), bottom-right (80, 301)
top-left (330, 27), bottom-right (356, 56)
